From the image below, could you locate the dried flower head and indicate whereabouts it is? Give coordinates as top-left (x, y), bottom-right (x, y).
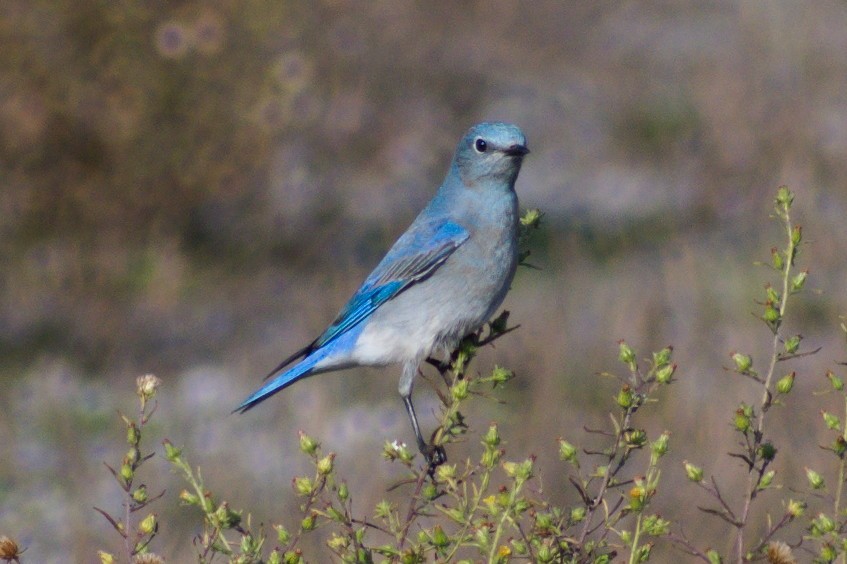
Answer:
top-left (136, 374), bottom-right (162, 402)
top-left (0, 536), bottom-right (23, 562)
top-left (765, 541), bottom-right (796, 564)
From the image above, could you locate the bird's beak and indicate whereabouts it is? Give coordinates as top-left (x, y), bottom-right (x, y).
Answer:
top-left (504, 144), bottom-right (530, 157)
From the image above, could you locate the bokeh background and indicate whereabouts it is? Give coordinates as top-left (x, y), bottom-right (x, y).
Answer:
top-left (3, 1), bottom-right (847, 561)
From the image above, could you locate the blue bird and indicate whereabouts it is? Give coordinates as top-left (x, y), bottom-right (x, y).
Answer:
top-left (236, 122), bottom-right (529, 465)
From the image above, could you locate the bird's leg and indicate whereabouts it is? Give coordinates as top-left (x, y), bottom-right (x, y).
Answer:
top-left (402, 394), bottom-right (446, 469)
top-left (400, 361), bottom-right (446, 469)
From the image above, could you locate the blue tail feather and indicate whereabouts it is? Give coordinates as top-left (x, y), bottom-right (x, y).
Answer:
top-left (234, 354), bottom-right (321, 413)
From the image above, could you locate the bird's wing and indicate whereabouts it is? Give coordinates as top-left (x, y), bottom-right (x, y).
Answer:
top-left (262, 220), bottom-right (469, 381)
top-left (316, 219), bottom-right (469, 348)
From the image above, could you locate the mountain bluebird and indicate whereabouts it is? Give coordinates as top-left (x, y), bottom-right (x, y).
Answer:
top-left (236, 122), bottom-right (529, 465)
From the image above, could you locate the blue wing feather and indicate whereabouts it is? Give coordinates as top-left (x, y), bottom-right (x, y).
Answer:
top-left (316, 220), bottom-right (468, 346)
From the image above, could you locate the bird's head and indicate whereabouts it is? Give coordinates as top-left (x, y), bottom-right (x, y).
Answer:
top-left (453, 122), bottom-right (529, 188)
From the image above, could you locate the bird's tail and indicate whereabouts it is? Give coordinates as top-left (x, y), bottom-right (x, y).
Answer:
top-left (234, 354), bottom-right (322, 413)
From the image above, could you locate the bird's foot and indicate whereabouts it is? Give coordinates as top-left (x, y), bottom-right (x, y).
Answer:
top-left (421, 443), bottom-right (447, 472)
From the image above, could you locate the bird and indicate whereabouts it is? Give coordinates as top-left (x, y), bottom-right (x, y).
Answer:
top-left (235, 122), bottom-right (529, 466)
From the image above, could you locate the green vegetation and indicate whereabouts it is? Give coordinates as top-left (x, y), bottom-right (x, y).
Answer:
top-left (35, 189), bottom-right (834, 563)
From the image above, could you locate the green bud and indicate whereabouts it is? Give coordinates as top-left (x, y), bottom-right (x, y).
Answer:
top-left (503, 459), bottom-right (534, 481)
top-left (684, 461), bottom-right (703, 482)
top-left (642, 514), bottom-right (670, 536)
top-left (791, 270), bottom-right (807, 293)
top-left (483, 424), bottom-right (500, 447)
top-left (293, 476), bottom-right (313, 496)
top-left (282, 550), bottom-right (302, 564)
top-left (770, 248), bottom-right (784, 270)
top-left (558, 439), bottom-right (578, 463)
top-left (120, 464), bottom-right (133, 483)
top-left (511, 538), bottom-right (528, 555)
top-left (618, 341), bottom-right (636, 370)
top-left (655, 363), bottom-right (676, 384)
top-left (827, 370), bottom-right (844, 391)
top-left (787, 498), bottom-right (805, 518)
top-left (125, 448), bottom-right (139, 465)
top-left (706, 549), bottom-right (722, 564)
top-left (422, 482), bottom-right (438, 500)
top-left (132, 485), bottom-right (148, 503)
top-left (374, 500), bottom-right (393, 519)
top-left (731, 353), bottom-right (752, 373)
top-left (733, 409), bottom-right (751, 433)
top-left (274, 524), bottom-right (290, 545)
top-left (299, 432), bottom-right (318, 455)
top-left (481, 445), bottom-right (501, 468)
top-left (651, 432), bottom-right (670, 458)
top-left (327, 534), bottom-right (347, 552)
top-left (634, 544), bottom-right (652, 562)
top-left (783, 335), bottom-right (801, 354)
top-left (763, 304), bottom-right (780, 325)
top-left (570, 506), bottom-right (586, 523)
top-left (820, 542), bottom-right (837, 561)
top-left (776, 186), bottom-right (794, 208)
top-left (337, 482), bottom-right (349, 502)
top-left (776, 372), bottom-right (795, 394)
top-left (765, 285), bottom-right (780, 304)
top-left (179, 489), bottom-right (199, 505)
top-left (415, 530), bottom-right (429, 545)
top-left (436, 464), bottom-right (456, 481)
top-left (814, 513), bottom-right (836, 534)
top-left (535, 512), bottom-right (553, 531)
top-left (758, 442), bottom-right (777, 461)
top-left (515, 459), bottom-right (534, 481)
top-left (213, 502), bottom-right (241, 529)
top-left (624, 429), bottom-right (647, 448)
top-left (491, 365), bottom-right (513, 385)
top-left (791, 225), bottom-right (802, 246)
top-left (430, 525), bottom-right (449, 548)
top-left (139, 513), bottom-right (157, 535)
top-left (240, 533), bottom-right (259, 553)
top-left (267, 549), bottom-right (282, 564)
top-left (127, 423), bottom-right (140, 446)
top-left (451, 378), bottom-right (469, 401)
top-left (520, 208), bottom-right (543, 228)
top-left (162, 439), bottom-right (181, 462)
top-left (616, 385), bottom-right (635, 409)
top-left (806, 468), bottom-right (825, 490)
top-left (98, 551), bottom-right (115, 564)
top-left (822, 411), bottom-right (841, 431)
top-left (652, 346), bottom-right (673, 367)
top-left (758, 470), bottom-right (775, 489)
top-left (301, 514), bottom-right (316, 531)
top-left (316, 454), bottom-right (334, 476)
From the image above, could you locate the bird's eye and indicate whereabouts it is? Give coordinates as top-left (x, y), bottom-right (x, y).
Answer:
top-left (474, 138), bottom-right (487, 153)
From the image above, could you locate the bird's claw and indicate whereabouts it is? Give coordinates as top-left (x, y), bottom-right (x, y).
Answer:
top-left (421, 443), bottom-right (447, 472)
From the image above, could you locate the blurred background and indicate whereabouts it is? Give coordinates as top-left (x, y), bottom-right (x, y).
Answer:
top-left (2, 1), bottom-right (847, 560)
